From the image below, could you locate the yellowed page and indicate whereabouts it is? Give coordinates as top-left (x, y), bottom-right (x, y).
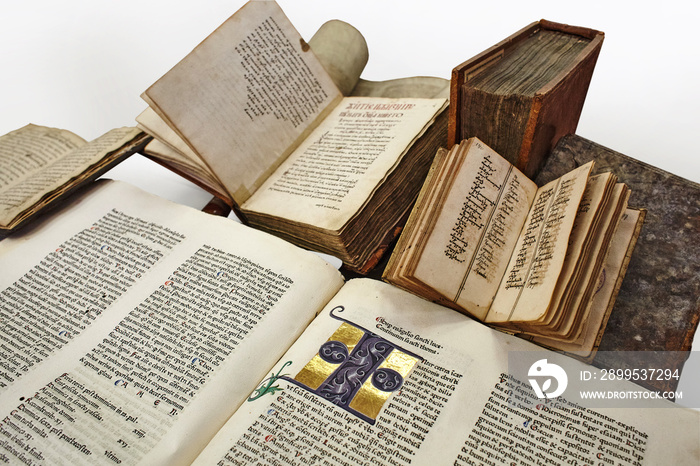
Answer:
top-left (192, 279), bottom-right (699, 465)
top-left (544, 183), bottom-right (630, 339)
top-left (241, 96), bottom-right (447, 230)
top-left (137, 18), bottom-right (369, 198)
top-left (1, 124), bottom-right (85, 217)
top-left (411, 139), bottom-right (537, 319)
top-left (0, 125), bottom-right (85, 184)
top-left (306, 19), bottom-right (368, 96)
top-left (382, 146), bottom-right (457, 293)
top-left (0, 180), bottom-right (344, 465)
top-left (486, 162), bottom-right (594, 323)
top-left (0, 125), bottom-right (140, 226)
top-left (140, 138), bottom-right (214, 182)
top-left (136, 107), bottom-right (203, 167)
top-left (142, 0), bottom-right (343, 204)
top-left (140, 139), bottom-right (232, 203)
top-left (528, 172), bottom-right (615, 330)
top-left (136, 108), bottom-right (230, 200)
top-left (351, 76), bottom-right (450, 98)
top-left (533, 208), bottom-right (644, 355)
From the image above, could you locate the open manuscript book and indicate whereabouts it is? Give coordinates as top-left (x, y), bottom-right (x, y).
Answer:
top-left (0, 180), bottom-right (695, 465)
top-left (384, 138), bottom-right (645, 358)
top-left (0, 124), bottom-right (148, 234)
top-left (136, 0), bottom-right (449, 273)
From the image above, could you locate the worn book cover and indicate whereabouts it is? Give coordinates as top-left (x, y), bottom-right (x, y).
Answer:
top-left (449, 19), bottom-right (604, 178)
top-left (536, 134), bottom-right (700, 393)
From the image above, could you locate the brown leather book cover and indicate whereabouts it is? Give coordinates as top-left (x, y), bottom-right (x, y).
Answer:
top-left (449, 20), bottom-right (604, 178)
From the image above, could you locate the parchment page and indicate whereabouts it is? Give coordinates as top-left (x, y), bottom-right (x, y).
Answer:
top-left (0, 126), bottom-right (141, 227)
top-left (411, 139), bottom-right (537, 319)
top-left (137, 109), bottom-right (230, 202)
top-left (543, 183), bottom-right (630, 339)
top-left (351, 76), bottom-right (450, 99)
top-left (142, 0), bottom-right (343, 204)
top-left (241, 97), bottom-right (447, 230)
top-left (306, 19), bottom-right (368, 97)
top-left (136, 17), bottom-right (369, 202)
top-left (0, 124), bottom-right (85, 221)
top-left (382, 146), bottom-right (456, 296)
top-left (486, 162), bottom-right (594, 323)
top-left (0, 180), bottom-right (344, 465)
top-left (136, 108), bottom-right (204, 169)
top-left (533, 208), bottom-right (644, 354)
top-left (0, 125), bottom-right (86, 189)
top-left (140, 139), bottom-right (228, 202)
top-left (192, 279), bottom-right (699, 465)
top-left (527, 173), bottom-right (615, 331)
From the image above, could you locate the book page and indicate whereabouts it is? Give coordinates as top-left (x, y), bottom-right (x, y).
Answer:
top-left (140, 138), bottom-right (228, 202)
top-left (306, 19), bottom-right (368, 97)
top-left (136, 108), bottom-right (203, 168)
top-left (351, 76), bottom-right (450, 99)
top-left (241, 96), bottom-right (447, 230)
top-left (532, 208), bottom-right (645, 355)
top-left (534, 182), bottom-right (629, 339)
top-left (0, 124), bottom-right (85, 220)
top-left (0, 180), bottom-right (344, 465)
top-left (411, 139), bottom-right (537, 319)
top-left (529, 173), bottom-right (617, 331)
top-left (0, 126), bottom-right (142, 227)
top-left (0, 125), bottom-right (86, 188)
top-left (486, 162), bottom-right (594, 323)
top-left (382, 146), bottom-right (456, 298)
top-left (142, 0), bottom-right (344, 204)
top-left (192, 279), bottom-right (699, 465)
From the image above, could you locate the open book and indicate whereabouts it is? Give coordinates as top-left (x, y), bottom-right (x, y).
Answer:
top-left (136, 0), bottom-right (449, 274)
top-left (0, 124), bottom-right (149, 235)
top-left (0, 180), bottom-right (695, 465)
top-left (383, 138), bottom-right (644, 357)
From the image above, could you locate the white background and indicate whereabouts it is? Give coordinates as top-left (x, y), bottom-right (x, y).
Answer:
top-left (1, 1), bottom-right (697, 405)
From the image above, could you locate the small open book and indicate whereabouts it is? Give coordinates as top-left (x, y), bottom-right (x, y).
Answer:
top-left (136, 0), bottom-right (448, 273)
top-left (383, 138), bottom-right (645, 357)
top-left (0, 124), bottom-right (148, 234)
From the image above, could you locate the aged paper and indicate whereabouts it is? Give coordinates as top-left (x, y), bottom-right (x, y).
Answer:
top-left (486, 162), bottom-right (593, 323)
top-left (410, 139), bottom-right (537, 319)
top-left (142, 0), bottom-right (344, 203)
top-left (241, 97), bottom-right (447, 230)
top-left (0, 180), bottom-right (343, 464)
top-left (533, 208), bottom-right (644, 353)
top-left (0, 125), bottom-right (141, 226)
top-left (192, 279), bottom-right (699, 466)
top-left (136, 108), bottom-right (202, 168)
top-left (0, 125), bottom-right (86, 190)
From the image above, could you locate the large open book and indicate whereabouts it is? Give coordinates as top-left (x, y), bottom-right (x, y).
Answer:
top-left (383, 138), bottom-right (644, 357)
top-left (0, 124), bottom-right (149, 235)
top-left (0, 180), bottom-right (695, 465)
top-left (136, 0), bottom-right (449, 274)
